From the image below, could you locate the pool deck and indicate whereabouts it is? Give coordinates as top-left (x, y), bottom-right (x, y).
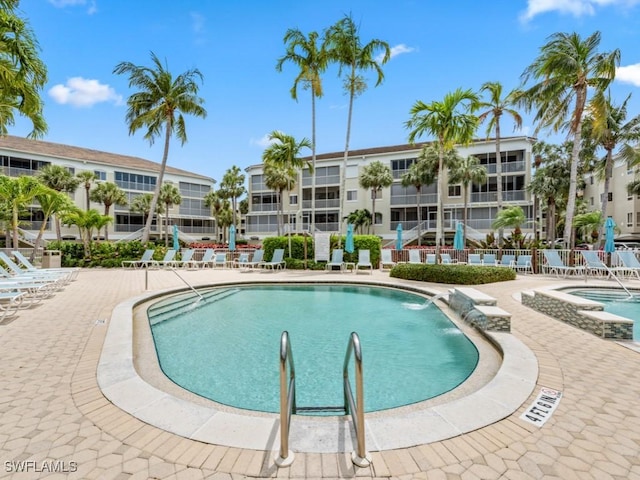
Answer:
top-left (2, 267), bottom-right (640, 479)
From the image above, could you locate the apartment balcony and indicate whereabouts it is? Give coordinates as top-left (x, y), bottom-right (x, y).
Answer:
top-left (481, 161), bottom-right (525, 174)
top-left (250, 204), bottom-right (278, 213)
top-left (470, 191), bottom-right (526, 203)
top-left (302, 175), bottom-right (340, 187)
top-left (302, 198), bottom-right (340, 209)
top-left (390, 193), bottom-right (438, 206)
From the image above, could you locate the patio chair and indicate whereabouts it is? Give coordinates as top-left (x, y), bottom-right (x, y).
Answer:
top-left (614, 250), bottom-right (640, 280)
top-left (497, 254), bottom-right (515, 268)
top-left (581, 251), bottom-right (622, 278)
top-left (425, 253), bottom-right (436, 264)
top-left (12, 250), bottom-right (80, 280)
top-left (0, 290), bottom-right (26, 321)
top-left (408, 250), bottom-right (423, 264)
top-left (122, 249), bottom-right (155, 269)
top-left (483, 253), bottom-right (497, 266)
top-left (468, 253), bottom-right (482, 266)
top-left (380, 249), bottom-right (396, 270)
top-left (513, 255), bottom-right (533, 274)
top-left (262, 249), bottom-right (285, 270)
top-left (355, 249), bottom-right (373, 274)
top-left (149, 249), bottom-right (177, 269)
top-left (542, 249), bottom-right (584, 278)
top-left (191, 248), bottom-right (215, 268)
top-left (0, 252), bottom-right (70, 285)
top-left (326, 249), bottom-right (345, 272)
top-left (212, 253), bottom-right (229, 269)
top-left (233, 252), bottom-right (251, 269)
top-left (241, 249), bottom-right (264, 270)
top-left (167, 249), bottom-right (195, 269)
top-left (440, 253), bottom-right (454, 264)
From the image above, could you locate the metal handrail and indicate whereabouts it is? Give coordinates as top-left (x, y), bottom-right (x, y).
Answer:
top-left (276, 331), bottom-right (296, 467)
top-left (343, 332), bottom-right (370, 467)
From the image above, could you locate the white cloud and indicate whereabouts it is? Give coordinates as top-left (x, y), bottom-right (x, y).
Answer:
top-left (250, 134), bottom-right (275, 148)
top-left (48, 77), bottom-right (122, 107)
top-left (520, 0), bottom-right (640, 22)
top-left (376, 44), bottom-right (415, 63)
top-left (48, 0), bottom-right (97, 15)
top-left (190, 12), bottom-right (205, 34)
top-left (616, 64), bottom-right (640, 87)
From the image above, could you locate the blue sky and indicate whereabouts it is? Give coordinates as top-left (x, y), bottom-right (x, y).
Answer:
top-left (12, 0), bottom-right (640, 184)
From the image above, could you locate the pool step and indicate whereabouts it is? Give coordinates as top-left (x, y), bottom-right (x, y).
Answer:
top-left (296, 405), bottom-right (346, 414)
top-left (149, 288), bottom-right (240, 326)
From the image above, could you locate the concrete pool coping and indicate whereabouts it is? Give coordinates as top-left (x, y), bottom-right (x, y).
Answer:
top-left (97, 279), bottom-right (538, 453)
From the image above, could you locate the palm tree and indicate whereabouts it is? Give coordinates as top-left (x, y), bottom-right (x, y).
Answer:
top-left (89, 181), bottom-right (127, 241)
top-left (217, 166), bottom-right (246, 230)
top-left (204, 190), bottom-right (224, 242)
top-left (448, 154), bottom-right (487, 241)
top-left (0, 175), bottom-right (46, 248)
top-left (129, 193), bottom-right (159, 228)
top-left (476, 81), bottom-right (522, 246)
top-left (263, 163), bottom-right (296, 236)
top-left (406, 88), bottom-right (479, 247)
top-left (76, 170), bottom-right (98, 211)
top-left (401, 150), bottom-right (437, 245)
top-left (573, 211), bottom-right (603, 244)
top-left (32, 188), bottom-right (74, 261)
top-left (61, 208), bottom-right (112, 258)
top-left (276, 28), bottom-right (329, 232)
top-left (344, 208), bottom-right (372, 234)
top-left (583, 91), bottom-right (640, 246)
top-left (113, 52), bottom-right (207, 244)
top-left (37, 164), bottom-right (80, 240)
top-left (325, 14), bottom-right (390, 239)
top-left (158, 183), bottom-right (182, 246)
top-left (0, 2), bottom-right (48, 137)
top-left (492, 205), bottom-right (526, 246)
top-left (359, 160), bottom-right (393, 235)
top-left (519, 31), bottom-right (620, 248)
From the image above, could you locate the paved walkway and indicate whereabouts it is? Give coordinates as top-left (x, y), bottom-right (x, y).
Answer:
top-left (1, 267), bottom-right (639, 479)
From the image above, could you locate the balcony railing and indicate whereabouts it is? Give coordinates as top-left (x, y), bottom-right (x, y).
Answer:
top-left (302, 199), bottom-right (340, 209)
top-left (470, 191), bottom-right (526, 203)
top-left (390, 193), bottom-right (438, 206)
top-left (302, 175), bottom-right (340, 187)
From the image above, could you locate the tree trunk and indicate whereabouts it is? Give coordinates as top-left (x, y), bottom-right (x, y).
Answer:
top-left (104, 205), bottom-right (111, 242)
top-left (436, 141), bottom-right (445, 248)
top-left (495, 118), bottom-right (504, 246)
top-left (597, 148), bottom-right (614, 248)
top-left (311, 91), bottom-right (317, 234)
top-left (371, 189), bottom-right (376, 236)
top-left (416, 185), bottom-right (422, 246)
top-left (338, 66), bottom-right (356, 246)
top-left (142, 121), bottom-right (172, 244)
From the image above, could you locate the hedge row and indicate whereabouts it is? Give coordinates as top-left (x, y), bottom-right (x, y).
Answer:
top-left (389, 263), bottom-right (517, 284)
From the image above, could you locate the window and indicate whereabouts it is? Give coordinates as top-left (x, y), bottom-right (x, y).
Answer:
top-left (374, 212), bottom-right (382, 225)
top-left (590, 197), bottom-right (594, 206)
top-left (636, 212), bottom-right (640, 227)
top-left (608, 192), bottom-right (613, 202)
top-left (347, 190), bottom-right (357, 201)
top-left (628, 212), bottom-right (633, 227)
top-left (590, 176), bottom-right (594, 185)
top-left (289, 194), bottom-right (298, 205)
top-left (370, 189), bottom-right (382, 200)
top-left (448, 185), bottom-right (461, 197)
top-left (94, 170), bottom-right (107, 181)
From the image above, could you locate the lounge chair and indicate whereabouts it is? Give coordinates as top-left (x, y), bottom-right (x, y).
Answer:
top-left (355, 249), bottom-right (373, 274)
top-left (0, 290), bottom-right (26, 320)
top-left (262, 249), bottom-right (285, 270)
top-left (483, 253), bottom-right (497, 266)
top-left (122, 249), bottom-right (155, 269)
top-left (0, 253), bottom-right (70, 285)
top-left (425, 253), bottom-right (436, 264)
top-left (240, 249), bottom-right (264, 270)
top-left (440, 253), bottom-right (454, 264)
top-left (326, 249), bottom-right (345, 272)
top-left (581, 251), bottom-right (619, 278)
top-left (150, 249), bottom-right (177, 269)
top-left (614, 250), bottom-right (640, 280)
top-left (496, 254), bottom-right (515, 268)
top-left (191, 248), bottom-right (215, 268)
top-left (212, 253), bottom-right (229, 269)
top-left (542, 250), bottom-right (584, 278)
top-left (233, 252), bottom-right (250, 269)
top-left (468, 253), bottom-right (482, 266)
top-left (408, 250), bottom-right (423, 264)
top-left (513, 255), bottom-right (533, 274)
top-left (380, 249), bottom-right (396, 270)
top-left (12, 250), bottom-right (80, 280)
top-left (169, 249), bottom-right (196, 269)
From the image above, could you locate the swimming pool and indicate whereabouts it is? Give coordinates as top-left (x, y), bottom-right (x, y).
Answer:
top-left (147, 284), bottom-right (479, 415)
top-left (568, 289), bottom-right (639, 339)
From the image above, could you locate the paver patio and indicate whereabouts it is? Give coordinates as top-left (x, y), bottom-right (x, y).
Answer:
top-left (1, 267), bottom-right (639, 479)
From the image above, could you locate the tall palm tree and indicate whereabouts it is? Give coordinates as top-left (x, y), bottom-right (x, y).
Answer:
top-left (158, 183), bottom-right (182, 246)
top-left (401, 149), bottom-right (437, 245)
top-left (325, 14), bottom-right (390, 239)
top-left (519, 31), bottom-right (620, 248)
top-left (0, 175), bottom-right (46, 248)
top-left (217, 165), bottom-right (246, 230)
top-left (89, 181), bottom-right (127, 241)
top-left (113, 52), bottom-right (207, 244)
top-left (0, 3), bottom-right (48, 137)
top-left (573, 210), bottom-right (603, 244)
top-left (406, 88), bottom-right (479, 247)
top-left (276, 28), bottom-right (329, 233)
top-left (264, 163), bottom-right (297, 236)
top-left (76, 170), bottom-right (98, 211)
top-left (583, 91), bottom-right (640, 246)
top-left (129, 193), bottom-right (159, 229)
top-left (359, 160), bottom-right (393, 235)
top-left (36, 164), bottom-right (80, 240)
top-left (32, 188), bottom-right (74, 260)
top-left (448, 154), bottom-right (487, 241)
top-left (204, 190), bottom-right (224, 242)
top-left (61, 208), bottom-right (112, 258)
top-left (344, 208), bottom-right (372, 234)
top-left (476, 81), bottom-right (522, 246)
top-left (492, 205), bottom-right (526, 246)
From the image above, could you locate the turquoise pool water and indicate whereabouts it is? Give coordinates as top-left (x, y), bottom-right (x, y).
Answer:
top-left (569, 289), bottom-right (639, 339)
top-left (148, 284), bottom-right (479, 415)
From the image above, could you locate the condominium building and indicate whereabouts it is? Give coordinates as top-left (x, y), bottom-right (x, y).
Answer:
top-left (0, 135), bottom-right (216, 242)
top-left (582, 155), bottom-right (640, 239)
top-left (245, 136), bottom-right (536, 242)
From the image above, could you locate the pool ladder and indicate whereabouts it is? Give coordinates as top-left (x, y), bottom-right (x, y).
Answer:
top-left (275, 331), bottom-right (370, 468)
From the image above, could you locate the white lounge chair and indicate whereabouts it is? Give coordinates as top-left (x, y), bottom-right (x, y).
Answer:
top-left (380, 250), bottom-right (396, 270)
top-left (326, 249), bottom-right (345, 272)
top-left (355, 249), bottom-right (373, 274)
top-left (262, 249), bottom-right (285, 270)
top-left (513, 255), bottom-right (533, 274)
top-left (542, 250), bottom-right (583, 277)
top-left (13, 250), bottom-right (80, 280)
top-left (121, 249), bottom-right (155, 269)
top-left (408, 250), bottom-right (423, 264)
top-left (150, 249), bottom-right (177, 269)
top-left (468, 253), bottom-right (482, 266)
top-left (614, 250), bottom-right (640, 280)
top-left (240, 249), bottom-right (264, 270)
top-left (212, 253), bottom-right (229, 269)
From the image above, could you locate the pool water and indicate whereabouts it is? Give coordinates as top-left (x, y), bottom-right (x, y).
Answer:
top-left (569, 289), bottom-right (639, 339)
top-left (148, 284), bottom-right (479, 415)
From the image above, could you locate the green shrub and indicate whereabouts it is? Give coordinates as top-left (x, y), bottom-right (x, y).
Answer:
top-left (389, 263), bottom-right (516, 284)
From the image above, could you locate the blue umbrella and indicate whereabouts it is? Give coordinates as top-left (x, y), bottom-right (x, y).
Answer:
top-left (454, 222), bottom-right (464, 251)
top-left (229, 224), bottom-right (236, 251)
top-left (345, 224), bottom-right (355, 254)
top-left (604, 217), bottom-right (616, 254)
top-left (395, 223), bottom-right (403, 251)
top-left (172, 224), bottom-right (179, 252)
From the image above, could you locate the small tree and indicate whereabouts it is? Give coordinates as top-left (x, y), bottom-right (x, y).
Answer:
top-left (76, 170), bottom-right (98, 211)
top-left (158, 183), bottom-right (182, 246)
top-left (90, 181), bottom-right (127, 241)
top-left (359, 161), bottom-right (393, 235)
